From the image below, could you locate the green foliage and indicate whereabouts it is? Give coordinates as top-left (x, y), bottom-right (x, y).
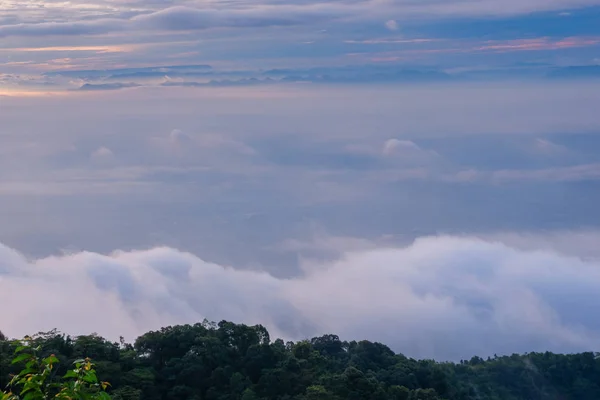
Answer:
top-left (1, 337), bottom-right (111, 400)
top-left (111, 386), bottom-right (141, 400)
top-left (3, 321), bottom-right (600, 400)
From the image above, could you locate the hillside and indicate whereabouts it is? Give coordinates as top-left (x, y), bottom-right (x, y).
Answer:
top-left (2, 321), bottom-right (599, 400)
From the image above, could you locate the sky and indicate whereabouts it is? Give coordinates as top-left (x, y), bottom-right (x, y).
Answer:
top-left (2, 0), bottom-right (600, 361)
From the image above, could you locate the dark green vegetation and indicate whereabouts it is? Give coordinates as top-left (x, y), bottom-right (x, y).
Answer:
top-left (2, 322), bottom-right (600, 400)
top-left (1, 336), bottom-right (111, 400)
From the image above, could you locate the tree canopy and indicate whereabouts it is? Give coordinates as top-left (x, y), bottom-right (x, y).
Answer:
top-left (2, 321), bottom-right (600, 400)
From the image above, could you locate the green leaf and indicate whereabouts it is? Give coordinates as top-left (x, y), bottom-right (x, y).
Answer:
top-left (97, 392), bottom-right (112, 400)
top-left (20, 386), bottom-right (35, 397)
top-left (9, 374), bottom-right (20, 385)
top-left (72, 359), bottom-right (85, 365)
top-left (19, 367), bottom-right (36, 375)
top-left (12, 353), bottom-right (33, 364)
top-left (23, 391), bottom-right (42, 400)
top-left (82, 371), bottom-right (98, 384)
top-left (1, 392), bottom-right (17, 400)
top-left (63, 370), bottom-right (78, 379)
top-left (43, 356), bottom-right (59, 365)
top-left (14, 345), bottom-right (28, 354)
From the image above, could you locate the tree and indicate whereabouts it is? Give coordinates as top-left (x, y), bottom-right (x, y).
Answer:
top-left (111, 386), bottom-right (141, 400)
top-left (1, 337), bottom-right (112, 400)
top-left (304, 385), bottom-right (337, 400)
top-left (389, 386), bottom-right (411, 400)
top-left (240, 388), bottom-right (259, 400)
top-left (3, 320), bottom-right (600, 400)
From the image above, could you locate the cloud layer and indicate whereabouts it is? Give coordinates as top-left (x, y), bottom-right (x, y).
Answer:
top-left (2, 0), bottom-right (600, 88)
top-left (3, 82), bottom-right (600, 270)
top-left (2, 235), bottom-right (600, 361)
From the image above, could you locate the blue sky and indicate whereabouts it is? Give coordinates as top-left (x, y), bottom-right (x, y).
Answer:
top-left (1, 0), bottom-right (600, 91)
top-left (2, 0), bottom-right (600, 360)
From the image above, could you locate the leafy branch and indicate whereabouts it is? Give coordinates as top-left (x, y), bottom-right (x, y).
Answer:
top-left (2, 337), bottom-right (111, 400)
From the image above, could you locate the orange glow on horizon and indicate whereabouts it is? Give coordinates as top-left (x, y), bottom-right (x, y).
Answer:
top-left (0, 88), bottom-right (67, 97)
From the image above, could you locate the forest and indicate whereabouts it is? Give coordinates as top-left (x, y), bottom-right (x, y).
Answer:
top-left (2, 321), bottom-right (600, 400)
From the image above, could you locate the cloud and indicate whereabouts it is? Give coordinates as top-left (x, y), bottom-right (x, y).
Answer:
top-left (78, 83), bottom-right (141, 91)
top-left (131, 6), bottom-right (333, 30)
top-left (0, 4), bottom-right (346, 39)
top-left (159, 129), bottom-right (256, 157)
top-left (475, 37), bottom-right (600, 52)
top-left (0, 19), bottom-right (123, 38)
top-left (383, 139), bottom-right (421, 155)
top-left (4, 82), bottom-right (600, 273)
top-left (2, 0), bottom-right (600, 42)
top-left (345, 139), bottom-right (433, 161)
top-left (3, 235), bottom-right (600, 360)
top-left (477, 230), bottom-right (600, 261)
top-left (532, 138), bottom-right (569, 156)
top-left (441, 163), bottom-right (600, 184)
top-left (3, 45), bottom-right (136, 53)
top-left (91, 146), bottom-right (114, 157)
top-left (384, 19), bottom-right (398, 31)
top-left (491, 163), bottom-right (600, 183)
top-left (168, 129), bottom-right (193, 146)
top-left (90, 146), bottom-right (116, 164)
top-left (393, 0), bottom-right (600, 17)
top-left (379, 139), bottom-right (440, 168)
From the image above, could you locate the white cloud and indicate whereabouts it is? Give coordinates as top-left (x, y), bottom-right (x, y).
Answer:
top-left (156, 129), bottom-right (256, 162)
top-left (90, 146), bottom-right (115, 164)
top-left (168, 129), bottom-right (194, 146)
top-left (380, 139), bottom-right (440, 168)
top-left (384, 19), bottom-right (398, 31)
top-left (477, 230), bottom-right (600, 261)
top-left (2, 235), bottom-right (600, 360)
top-left (382, 139), bottom-right (421, 155)
top-left (532, 138), bottom-right (568, 156)
top-left (91, 146), bottom-right (114, 157)
top-left (131, 5), bottom-right (339, 31)
top-left (492, 163), bottom-right (600, 183)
